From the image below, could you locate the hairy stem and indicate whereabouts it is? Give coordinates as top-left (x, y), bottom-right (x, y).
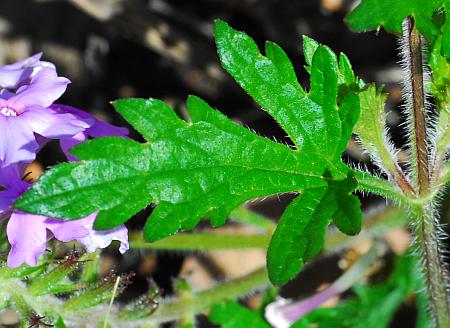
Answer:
top-left (414, 205), bottom-right (450, 327)
top-left (406, 17), bottom-right (430, 194)
top-left (404, 17), bottom-right (450, 326)
top-left (138, 267), bottom-right (269, 325)
top-left (0, 265), bottom-right (269, 327)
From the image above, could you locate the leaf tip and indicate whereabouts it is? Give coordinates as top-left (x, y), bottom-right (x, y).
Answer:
top-left (213, 19), bottom-right (228, 35)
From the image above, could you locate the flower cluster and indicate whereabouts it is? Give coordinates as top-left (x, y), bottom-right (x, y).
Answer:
top-left (0, 53), bottom-right (129, 268)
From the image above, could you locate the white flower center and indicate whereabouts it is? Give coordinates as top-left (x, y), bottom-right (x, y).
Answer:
top-left (0, 107), bottom-right (17, 117)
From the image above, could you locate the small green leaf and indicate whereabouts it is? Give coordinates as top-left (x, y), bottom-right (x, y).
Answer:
top-left (338, 52), bottom-right (356, 87)
top-left (338, 94), bottom-right (361, 154)
top-left (265, 41), bottom-right (299, 87)
top-left (346, 0), bottom-right (442, 42)
top-left (55, 317), bottom-right (67, 328)
top-left (347, 0), bottom-right (450, 59)
top-left (209, 301), bottom-right (271, 328)
top-left (309, 45), bottom-right (342, 161)
top-left (443, 162), bottom-right (450, 184)
top-left (330, 172), bottom-right (362, 236)
top-left (29, 257), bottom-right (81, 296)
top-left (353, 85), bottom-right (395, 166)
top-left (267, 187), bottom-right (333, 285)
top-left (267, 172), bottom-right (361, 285)
top-left (303, 35), bottom-right (320, 69)
top-left (429, 36), bottom-right (450, 155)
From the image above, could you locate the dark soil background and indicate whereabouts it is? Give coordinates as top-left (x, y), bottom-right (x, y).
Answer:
top-left (0, 1), bottom-right (447, 327)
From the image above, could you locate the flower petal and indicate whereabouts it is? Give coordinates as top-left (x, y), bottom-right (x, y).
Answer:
top-left (60, 132), bottom-right (87, 162)
top-left (0, 53), bottom-right (43, 89)
top-left (44, 217), bottom-right (91, 242)
top-left (53, 104), bottom-right (128, 138)
top-left (21, 105), bottom-right (91, 139)
top-left (0, 115), bottom-right (39, 167)
top-left (76, 214), bottom-right (129, 254)
top-left (52, 104), bottom-right (128, 160)
top-left (6, 211), bottom-right (48, 268)
top-left (0, 164), bottom-right (29, 218)
top-left (7, 67), bottom-right (70, 112)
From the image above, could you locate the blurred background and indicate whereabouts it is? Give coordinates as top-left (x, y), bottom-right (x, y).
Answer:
top-left (0, 0), bottom-right (446, 327)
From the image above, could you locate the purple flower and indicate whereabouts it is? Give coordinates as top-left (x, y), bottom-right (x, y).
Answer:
top-left (0, 67), bottom-right (91, 167)
top-left (0, 53), bottom-right (54, 90)
top-left (264, 288), bottom-right (339, 328)
top-left (0, 165), bottom-right (129, 268)
top-left (51, 104), bottom-right (129, 161)
top-left (264, 246), bottom-right (379, 327)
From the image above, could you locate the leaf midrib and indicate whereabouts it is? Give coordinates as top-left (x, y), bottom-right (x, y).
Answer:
top-left (19, 163), bottom-right (327, 209)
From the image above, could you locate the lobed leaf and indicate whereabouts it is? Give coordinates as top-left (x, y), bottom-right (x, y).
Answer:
top-left (268, 172), bottom-right (361, 285)
top-left (215, 20), bottom-right (349, 166)
top-left (16, 97), bottom-right (327, 237)
top-left (16, 21), bottom-right (365, 285)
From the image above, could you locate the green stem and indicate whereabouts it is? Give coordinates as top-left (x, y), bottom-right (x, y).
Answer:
top-left (0, 205), bottom-right (410, 327)
top-left (137, 267), bottom-right (269, 325)
top-left (413, 204), bottom-right (450, 327)
top-left (130, 232), bottom-right (270, 250)
top-left (131, 206), bottom-right (408, 252)
top-left (229, 205), bottom-right (276, 232)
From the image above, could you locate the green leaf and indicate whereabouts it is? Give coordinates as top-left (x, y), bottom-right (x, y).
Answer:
top-left (214, 20), bottom-right (352, 166)
top-left (338, 53), bottom-right (356, 87)
top-left (430, 36), bottom-right (450, 155)
top-left (330, 172), bottom-right (362, 235)
top-left (29, 256), bottom-right (82, 296)
top-left (265, 41), bottom-right (299, 87)
top-left (293, 253), bottom-right (430, 328)
top-left (55, 317), bottom-right (67, 328)
top-left (268, 172), bottom-right (361, 285)
top-left (16, 21), bottom-right (366, 287)
top-left (347, 0), bottom-right (450, 58)
top-left (209, 301), bottom-right (271, 328)
top-left (337, 93), bottom-right (360, 154)
top-left (16, 97), bottom-right (327, 238)
top-left (303, 35), bottom-right (363, 105)
top-left (267, 187), bottom-right (333, 285)
top-left (346, 0), bottom-right (443, 42)
top-left (444, 162), bottom-right (450, 184)
top-left (352, 84), bottom-right (406, 179)
top-left (353, 85), bottom-right (388, 154)
top-left (303, 35), bottom-right (319, 72)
